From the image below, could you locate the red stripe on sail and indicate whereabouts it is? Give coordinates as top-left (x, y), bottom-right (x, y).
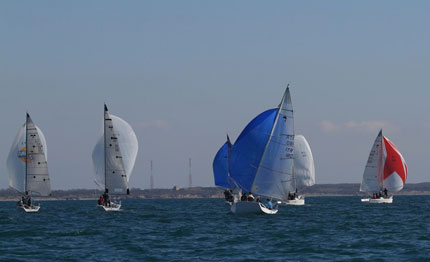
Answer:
top-left (383, 136), bottom-right (407, 184)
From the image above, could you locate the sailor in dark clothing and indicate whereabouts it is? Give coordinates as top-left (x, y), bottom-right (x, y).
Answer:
top-left (383, 188), bottom-right (388, 197)
top-left (224, 190), bottom-right (233, 203)
top-left (102, 190), bottom-right (110, 207)
top-left (241, 193), bottom-right (247, 201)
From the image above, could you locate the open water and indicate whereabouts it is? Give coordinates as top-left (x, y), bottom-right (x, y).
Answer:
top-left (0, 196), bottom-right (429, 261)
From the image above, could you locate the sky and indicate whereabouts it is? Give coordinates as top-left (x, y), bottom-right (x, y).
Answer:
top-left (1, 0), bottom-right (429, 190)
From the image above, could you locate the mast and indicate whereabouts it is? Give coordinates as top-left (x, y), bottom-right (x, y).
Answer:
top-left (150, 160), bottom-right (154, 190)
top-left (25, 113), bottom-right (28, 195)
top-left (379, 130), bottom-right (384, 191)
top-left (104, 104), bottom-right (107, 193)
top-left (188, 158), bottom-right (192, 188)
top-left (227, 134), bottom-right (231, 177)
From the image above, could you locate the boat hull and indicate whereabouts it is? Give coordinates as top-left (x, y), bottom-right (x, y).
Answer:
top-left (369, 196), bottom-right (393, 204)
top-left (231, 201), bottom-right (278, 215)
top-left (285, 196), bottom-right (305, 205)
top-left (99, 201), bottom-right (121, 211)
top-left (361, 198), bottom-right (370, 202)
top-left (22, 205), bottom-right (40, 213)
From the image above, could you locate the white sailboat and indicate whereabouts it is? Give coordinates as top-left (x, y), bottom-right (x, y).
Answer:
top-left (229, 86), bottom-right (295, 214)
top-left (92, 104), bottom-right (138, 211)
top-left (284, 135), bottom-right (315, 205)
top-left (360, 130), bottom-right (407, 204)
top-left (7, 113), bottom-right (51, 213)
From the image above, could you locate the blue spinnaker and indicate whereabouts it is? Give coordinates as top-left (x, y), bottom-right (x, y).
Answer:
top-left (213, 141), bottom-right (231, 188)
top-left (229, 108), bottom-right (278, 192)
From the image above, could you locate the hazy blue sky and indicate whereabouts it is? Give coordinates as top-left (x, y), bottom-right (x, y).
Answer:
top-left (1, 1), bottom-right (429, 189)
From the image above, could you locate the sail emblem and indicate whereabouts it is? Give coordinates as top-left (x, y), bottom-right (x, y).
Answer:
top-left (18, 147), bottom-right (28, 163)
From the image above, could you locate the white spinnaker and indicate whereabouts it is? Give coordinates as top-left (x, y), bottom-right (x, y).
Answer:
top-left (294, 135), bottom-right (315, 187)
top-left (251, 88), bottom-right (295, 201)
top-left (92, 131), bottom-right (105, 189)
top-left (383, 172), bottom-right (404, 192)
top-left (92, 113), bottom-right (138, 193)
top-left (111, 115), bottom-right (138, 181)
top-left (7, 123), bottom-right (49, 195)
top-left (7, 124), bottom-right (26, 193)
top-left (360, 131), bottom-right (384, 192)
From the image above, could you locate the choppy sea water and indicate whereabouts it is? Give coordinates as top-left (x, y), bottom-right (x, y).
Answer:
top-left (0, 196), bottom-right (429, 261)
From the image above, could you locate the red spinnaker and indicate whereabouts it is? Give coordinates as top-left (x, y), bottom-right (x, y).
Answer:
top-left (383, 136), bottom-right (407, 184)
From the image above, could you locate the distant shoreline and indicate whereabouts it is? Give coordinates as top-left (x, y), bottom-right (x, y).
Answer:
top-left (1, 183), bottom-right (429, 201)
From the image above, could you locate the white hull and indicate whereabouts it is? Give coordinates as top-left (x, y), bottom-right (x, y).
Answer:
top-left (231, 201), bottom-right (278, 215)
top-left (285, 196), bottom-right (305, 205)
top-left (99, 201), bottom-right (121, 211)
top-left (22, 205), bottom-right (40, 213)
top-left (361, 198), bottom-right (370, 202)
top-left (369, 196), bottom-right (393, 204)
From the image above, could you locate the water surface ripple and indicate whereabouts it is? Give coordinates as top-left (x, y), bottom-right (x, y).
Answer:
top-left (0, 196), bottom-right (429, 261)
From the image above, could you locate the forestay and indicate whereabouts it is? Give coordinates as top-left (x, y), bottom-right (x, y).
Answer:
top-left (294, 135), bottom-right (315, 187)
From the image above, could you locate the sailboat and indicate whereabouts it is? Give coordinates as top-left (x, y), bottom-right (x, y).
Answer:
top-left (360, 130), bottom-right (407, 203)
top-left (229, 87), bottom-right (295, 214)
top-left (212, 135), bottom-right (241, 205)
top-left (7, 113), bottom-right (51, 212)
top-left (284, 134), bottom-right (315, 205)
top-left (92, 104), bottom-right (138, 211)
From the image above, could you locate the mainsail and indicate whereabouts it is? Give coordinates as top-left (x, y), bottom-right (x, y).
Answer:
top-left (213, 136), bottom-right (232, 189)
top-left (230, 87), bottom-right (294, 200)
top-left (92, 105), bottom-right (138, 195)
top-left (294, 135), bottom-right (315, 187)
top-left (7, 113), bottom-right (51, 196)
top-left (360, 130), bottom-right (407, 193)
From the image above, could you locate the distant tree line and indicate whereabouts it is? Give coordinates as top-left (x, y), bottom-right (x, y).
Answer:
top-left (0, 183), bottom-right (429, 199)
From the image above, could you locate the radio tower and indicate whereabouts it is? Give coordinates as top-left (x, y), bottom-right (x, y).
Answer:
top-left (188, 158), bottom-right (192, 188)
top-left (150, 160), bottom-right (154, 190)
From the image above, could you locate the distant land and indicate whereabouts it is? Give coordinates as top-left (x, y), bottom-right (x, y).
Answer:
top-left (0, 183), bottom-right (429, 201)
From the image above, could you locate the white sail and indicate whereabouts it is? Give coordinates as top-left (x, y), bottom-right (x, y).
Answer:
top-left (360, 131), bottom-right (383, 192)
top-left (92, 105), bottom-right (138, 194)
top-left (25, 114), bottom-right (51, 196)
top-left (111, 115), bottom-right (138, 181)
top-left (7, 114), bottom-right (50, 196)
top-left (294, 135), bottom-right (315, 187)
top-left (251, 88), bottom-right (295, 200)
